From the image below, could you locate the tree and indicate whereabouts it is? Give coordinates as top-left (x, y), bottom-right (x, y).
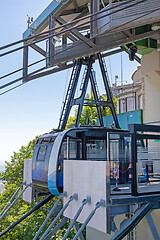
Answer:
top-left (66, 93), bottom-right (117, 128)
top-left (0, 139), bottom-right (77, 240)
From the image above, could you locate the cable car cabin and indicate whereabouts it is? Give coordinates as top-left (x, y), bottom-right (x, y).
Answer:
top-left (32, 127), bottom-right (129, 196)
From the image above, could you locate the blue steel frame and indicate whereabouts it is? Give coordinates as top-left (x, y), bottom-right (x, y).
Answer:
top-left (23, 0), bottom-right (69, 39)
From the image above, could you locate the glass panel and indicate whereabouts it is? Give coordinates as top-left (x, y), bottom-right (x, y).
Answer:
top-left (37, 146), bottom-right (47, 161)
top-left (87, 138), bottom-right (106, 160)
top-left (109, 133), bottom-right (132, 195)
top-left (36, 139), bottom-right (42, 144)
top-left (42, 138), bottom-right (50, 144)
top-left (69, 140), bottom-right (77, 159)
top-left (59, 140), bottom-right (67, 160)
top-left (58, 140), bottom-right (67, 175)
top-left (50, 138), bottom-right (55, 143)
top-left (120, 99), bottom-right (126, 113)
top-left (127, 97), bottom-right (135, 112)
top-left (137, 139), bottom-right (160, 193)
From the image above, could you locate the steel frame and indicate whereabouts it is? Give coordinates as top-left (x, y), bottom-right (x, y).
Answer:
top-left (20, 0), bottom-right (159, 84)
top-left (129, 124), bottom-right (160, 196)
top-left (58, 53), bottom-right (120, 130)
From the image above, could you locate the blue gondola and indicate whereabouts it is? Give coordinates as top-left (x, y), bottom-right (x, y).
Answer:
top-left (32, 127), bottom-right (129, 195)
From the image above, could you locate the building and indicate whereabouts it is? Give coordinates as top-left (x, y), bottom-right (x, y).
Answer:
top-left (115, 66), bottom-right (143, 114)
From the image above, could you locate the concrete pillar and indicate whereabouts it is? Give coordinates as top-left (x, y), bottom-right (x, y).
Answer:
top-left (141, 50), bottom-right (160, 124)
top-left (86, 215), bottom-right (128, 240)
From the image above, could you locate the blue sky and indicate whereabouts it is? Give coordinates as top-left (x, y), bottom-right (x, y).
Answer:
top-left (0, 0), bottom-right (139, 164)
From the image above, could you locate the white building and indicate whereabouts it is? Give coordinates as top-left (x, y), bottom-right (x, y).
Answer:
top-left (115, 66), bottom-right (143, 114)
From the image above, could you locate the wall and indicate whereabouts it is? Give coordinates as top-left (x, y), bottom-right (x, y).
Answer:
top-left (141, 50), bottom-right (160, 124)
top-left (102, 109), bottom-right (143, 130)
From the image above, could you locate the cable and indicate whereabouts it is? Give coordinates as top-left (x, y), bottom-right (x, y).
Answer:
top-left (0, 57), bottom-right (46, 80)
top-left (0, 67), bottom-right (46, 90)
top-left (0, 0), bottom-right (148, 83)
top-left (0, 1), bottom-right (143, 81)
top-left (0, 2), bottom-right (148, 82)
top-left (0, 3), bottom-right (157, 96)
top-left (0, 83), bottom-right (24, 96)
top-left (0, 0), bottom-right (146, 57)
top-left (49, 6), bottom-right (160, 67)
top-left (0, 0), bottom-right (142, 51)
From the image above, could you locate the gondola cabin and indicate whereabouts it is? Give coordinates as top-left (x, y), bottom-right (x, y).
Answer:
top-left (32, 127), bottom-right (130, 195)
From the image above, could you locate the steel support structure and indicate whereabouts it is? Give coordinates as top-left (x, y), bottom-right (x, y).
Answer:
top-left (97, 53), bottom-right (120, 129)
top-left (58, 53), bottom-right (120, 130)
top-left (23, 41), bottom-right (28, 81)
top-left (89, 69), bottom-right (103, 126)
top-left (75, 57), bottom-right (94, 127)
top-left (146, 212), bottom-right (160, 240)
top-left (48, 15), bottom-right (55, 67)
top-left (111, 202), bottom-right (156, 240)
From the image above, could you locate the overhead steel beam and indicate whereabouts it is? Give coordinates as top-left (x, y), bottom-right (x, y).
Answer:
top-left (23, 0), bottom-right (71, 39)
top-left (90, 0), bottom-right (100, 38)
top-left (23, 42), bottom-right (28, 79)
top-left (47, 28), bottom-right (159, 67)
top-left (59, 6), bottom-right (87, 16)
top-left (56, 16), bottom-right (95, 48)
top-left (73, 0), bottom-right (79, 11)
top-left (48, 16), bottom-right (55, 67)
top-left (23, 48), bottom-right (123, 83)
top-left (22, 48), bottom-right (123, 83)
top-left (30, 44), bottom-right (46, 57)
top-left (55, 22), bottom-right (77, 42)
top-left (24, 63), bottom-right (74, 83)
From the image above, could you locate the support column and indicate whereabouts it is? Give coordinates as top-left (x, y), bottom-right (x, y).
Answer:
top-left (62, 35), bottom-right (67, 45)
top-left (90, 0), bottom-right (100, 38)
top-left (49, 15), bottom-right (55, 67)
top-left (23, 41), bottom-right (28, 81)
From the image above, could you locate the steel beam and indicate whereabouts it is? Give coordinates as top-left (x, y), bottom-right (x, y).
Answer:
top-left (48, 15), bottom-right (55, 67)
top-left (97, 52), bottom-right (120, 129)
top-left (75, 57), bottom-right (93, 127)
top-left (25, 63), bottom-right (74, 83)
top-left (73, 222), bottom-right (85, 240)
top-left (50, 28), bottom-right (157, 67)
top-left (89, 70), bottom-right (103, 126)
top-left (146, 212), bottom-right (160, 240)
top-left (23, 0), bottom-right (70, 39)
top-left (22, 49), bottom-right (123, 83)
top-left (59, 6), bottom-right (87, 16)
top-left (90, 0), bottom-right (100, 38)
top-left (56, 16), bottom-right (95, 48)
top-left (23, 42), bottom-right (28, 80)
top-left (73, 0), bottom-right (79, 11)
top-left (59, 59), bottom-right (82, 130)
top-left (30, 44), bottom-right (46, 57)
top-left (111, 202), bottom-right (156, 240)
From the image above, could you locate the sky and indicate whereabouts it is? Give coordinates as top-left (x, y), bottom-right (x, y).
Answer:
top-left (0, 0), bottom-right (140, 164)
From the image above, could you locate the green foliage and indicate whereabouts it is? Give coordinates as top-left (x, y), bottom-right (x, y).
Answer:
top-left (0, 139), bottom-right (36, 184)
top-left (66, 93), bottom-right (117, 128)
top-left (0, 138), bottom-right (84, 239)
